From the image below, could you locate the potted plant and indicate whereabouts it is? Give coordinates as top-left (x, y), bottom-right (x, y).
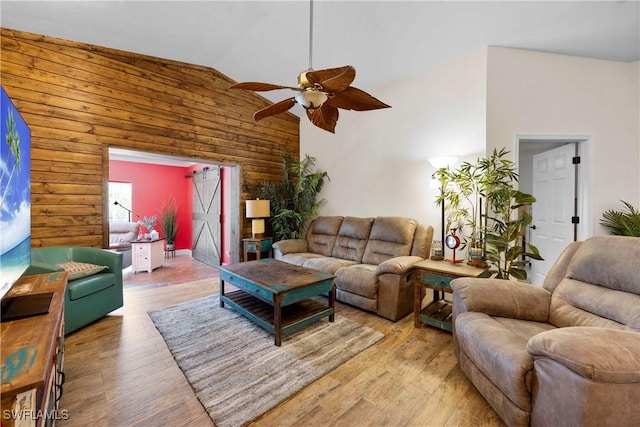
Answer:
top-left (159, 196), bottom-right (179, 250)
top-left (437, 148), bottom-right (543, 279)
top-left (256, 153), bottom-right (329, 241)
top-left (600, 200), bottom-right (640, 236)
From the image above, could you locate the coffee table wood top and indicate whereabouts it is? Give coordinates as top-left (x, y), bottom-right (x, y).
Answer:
top-left (218, 259), bottom-right (335, 293)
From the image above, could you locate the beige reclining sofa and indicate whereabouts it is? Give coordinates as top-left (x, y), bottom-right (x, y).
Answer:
top-left (450, 235), bottom-right (640, 427)
top-left (273, 216), bottom-right (433, 321)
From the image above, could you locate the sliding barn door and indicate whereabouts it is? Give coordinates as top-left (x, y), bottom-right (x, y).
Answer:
top-left (192, 166), bottom-right (221, 267)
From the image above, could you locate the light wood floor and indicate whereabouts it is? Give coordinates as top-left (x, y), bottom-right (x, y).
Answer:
top-left (58, 255), bottom-right (505, 427)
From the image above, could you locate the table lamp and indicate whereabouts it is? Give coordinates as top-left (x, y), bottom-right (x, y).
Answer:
top-left (246, 199), bottom-right (270, 238)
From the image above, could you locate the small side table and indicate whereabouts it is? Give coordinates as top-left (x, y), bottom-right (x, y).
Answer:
top-left (413, 259), bottom-right (485, 332)
top-left (131, 238), bottom-right (165, 273)
top-left (243, 237), bottom-right (273, 261)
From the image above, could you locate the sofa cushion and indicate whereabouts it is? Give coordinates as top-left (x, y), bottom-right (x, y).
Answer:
top-left (331, 216), bottom-right (374, 262)
top-left (279, 252), bottom-right (325, 267)
top-left (455, 312), bottom-right (555, 411)
top-left (335, 264), bottom-right (378, 299)
top-left (566, 235), bottom-right (640, 294)
top-left (303, 257), bottom-right (357, 275)
top-left (57, 261), bottom-right (107, 280)
top-left (362, 217), bottom-right (417, 265)
top-left (109, 221), bottom-right (140, 246)
top-left (306, 216), bottom-right (344, 256)
top-left (548, 278), bottom-right (639, 329)
top-left (411, 224), bottom-right (433, 258)
top-left (67, 272), bottom-right (116, 300)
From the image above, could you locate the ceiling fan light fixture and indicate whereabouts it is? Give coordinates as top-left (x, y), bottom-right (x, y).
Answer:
top-left (229, 0), bottom-right (390, 132)
top-left (295, 89), bottom-right (328, 110)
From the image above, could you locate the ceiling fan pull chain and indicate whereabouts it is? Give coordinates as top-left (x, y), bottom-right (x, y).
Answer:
top-left (308, 0), bottom-right (314, 71)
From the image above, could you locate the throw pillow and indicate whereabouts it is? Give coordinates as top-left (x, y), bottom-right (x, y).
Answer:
top-left (56, 262), bottom-right (107, 280)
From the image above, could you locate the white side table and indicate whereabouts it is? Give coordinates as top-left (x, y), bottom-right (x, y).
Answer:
top-left (132, 238), bottom-right (165, 273)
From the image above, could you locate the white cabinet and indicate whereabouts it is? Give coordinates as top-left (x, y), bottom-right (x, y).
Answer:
top-left (132, 239), bottom-right (164, 273)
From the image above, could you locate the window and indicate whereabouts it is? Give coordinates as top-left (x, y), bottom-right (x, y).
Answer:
top-left (109, 182), bottom-right (133, 222)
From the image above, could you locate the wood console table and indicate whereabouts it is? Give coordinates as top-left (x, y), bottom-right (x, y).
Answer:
top-left (1, 272), bottom-right (68, 427)
top-left (413, 259), bottom-right (485, 332)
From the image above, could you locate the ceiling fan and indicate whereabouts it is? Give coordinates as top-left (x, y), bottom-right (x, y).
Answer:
top-left (229, 0), bottom-right (390, 133)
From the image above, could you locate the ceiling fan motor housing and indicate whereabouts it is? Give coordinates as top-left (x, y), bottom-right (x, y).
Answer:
top-left (295, 89), bottom-right (328, 110)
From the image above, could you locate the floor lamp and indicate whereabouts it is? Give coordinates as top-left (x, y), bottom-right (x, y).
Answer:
top-left (246, 199), bottom-right (270, 238)
top-left (428, 156), bottom-right (458, 260)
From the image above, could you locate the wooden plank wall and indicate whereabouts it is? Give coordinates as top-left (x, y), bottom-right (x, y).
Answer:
top-left (0, 28), bottom-right (299, 249)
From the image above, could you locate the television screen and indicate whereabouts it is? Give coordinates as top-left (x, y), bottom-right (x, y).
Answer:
top-left (0, 86), bottom-right (31, 300)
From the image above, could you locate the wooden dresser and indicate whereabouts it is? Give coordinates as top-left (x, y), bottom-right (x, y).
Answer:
top-left (1, 272), bottom-right (68, 427)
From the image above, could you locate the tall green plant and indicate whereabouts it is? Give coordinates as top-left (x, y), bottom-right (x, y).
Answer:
top-left (436, 148), bottom-right (543, 279)
top-left (159, 196), bottom-right (179, 244)
top-left (480, 149), bottom-right (542, 279)
top-left (483, 189), bottom-right (542, 279)
top-left (258, 154), bottom-right (329, 241)
top-left (600, 200), bottom-right (640, 237)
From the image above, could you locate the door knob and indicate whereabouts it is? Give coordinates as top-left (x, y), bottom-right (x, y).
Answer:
top-left (531, 225), bottom-right (537, 230)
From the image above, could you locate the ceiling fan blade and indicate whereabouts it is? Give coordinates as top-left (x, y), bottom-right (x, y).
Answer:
top-left (306, 104), bottom-right (339, 133)
top-left (326, 86), bottom-right (391, 111)
top-left (306, 66), bottom-right (356, 93)
top-left (230, 82), bottom-right (300, 92)
top-left (254, 98), bottom-right (296, 121)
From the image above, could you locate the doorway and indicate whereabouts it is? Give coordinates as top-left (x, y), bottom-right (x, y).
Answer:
top-left (107, 148), bottom-right (241, 264)
top-left (516, 135), bottom-right (592, 285)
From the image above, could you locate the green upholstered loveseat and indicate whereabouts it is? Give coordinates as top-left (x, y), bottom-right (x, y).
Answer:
top-left (25, 247), bottom-right (123, 334)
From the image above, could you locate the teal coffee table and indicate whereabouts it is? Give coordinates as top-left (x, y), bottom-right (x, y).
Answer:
top-left (219, 259), bottom-right (335, 346)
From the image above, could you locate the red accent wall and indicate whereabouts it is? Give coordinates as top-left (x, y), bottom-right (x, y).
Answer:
top-left (110, 161), bottom-right (192, 251)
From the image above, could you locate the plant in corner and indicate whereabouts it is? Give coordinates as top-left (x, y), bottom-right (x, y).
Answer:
top-left (480, 149), bottom-right (543, 279)
top-left (159, 196), bottom-right (179, 249)
top-left (257, 154), bottom-right (329, 241)
top-left (437, 148), bottom-right (543, 279)
top-left (600, 200), bottom-right (640, 237)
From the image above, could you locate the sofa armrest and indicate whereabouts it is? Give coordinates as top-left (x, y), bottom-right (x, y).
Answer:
top-left (376, 256), bottom-right (423, 275)
top-left (272, 239), bottom-right (308, 255)
top-left (527, 327), bottom-right (640, 383)
top-left (451, 278), bottom-right (551, 322)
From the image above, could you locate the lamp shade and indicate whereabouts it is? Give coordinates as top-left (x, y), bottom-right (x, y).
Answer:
top-left (428, 156), bottom-right (458, 170)
top-left (246, 199), bottom-right (270, 218)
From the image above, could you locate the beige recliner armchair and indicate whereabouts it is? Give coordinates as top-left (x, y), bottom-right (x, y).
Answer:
top-left (451, 235), bottom-right (640, 427)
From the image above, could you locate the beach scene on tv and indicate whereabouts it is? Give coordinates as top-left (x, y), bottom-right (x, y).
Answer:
top-left (1, 86), bottom-right (31, 299)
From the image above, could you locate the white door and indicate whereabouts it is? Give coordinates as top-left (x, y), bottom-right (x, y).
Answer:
top-left (530, 144), bottom-right (577, 285)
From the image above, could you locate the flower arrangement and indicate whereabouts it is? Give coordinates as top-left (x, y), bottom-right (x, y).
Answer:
top-left (140, 215), bottom-right (157, 232)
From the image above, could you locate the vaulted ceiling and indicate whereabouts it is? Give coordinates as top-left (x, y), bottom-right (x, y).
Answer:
top-left (2, 1), bottom-right (638, 110)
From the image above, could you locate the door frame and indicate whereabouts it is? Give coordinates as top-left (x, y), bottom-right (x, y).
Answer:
top-left (106, 147), bottom-right (241, 263)
top-left (514, 134), bottom-right (594, 242)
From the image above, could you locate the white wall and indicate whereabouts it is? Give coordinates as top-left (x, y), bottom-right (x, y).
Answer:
top-left (301, 48), bottom-right (488, 240)
top-left (486, 47), bottom-right (640, 235)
